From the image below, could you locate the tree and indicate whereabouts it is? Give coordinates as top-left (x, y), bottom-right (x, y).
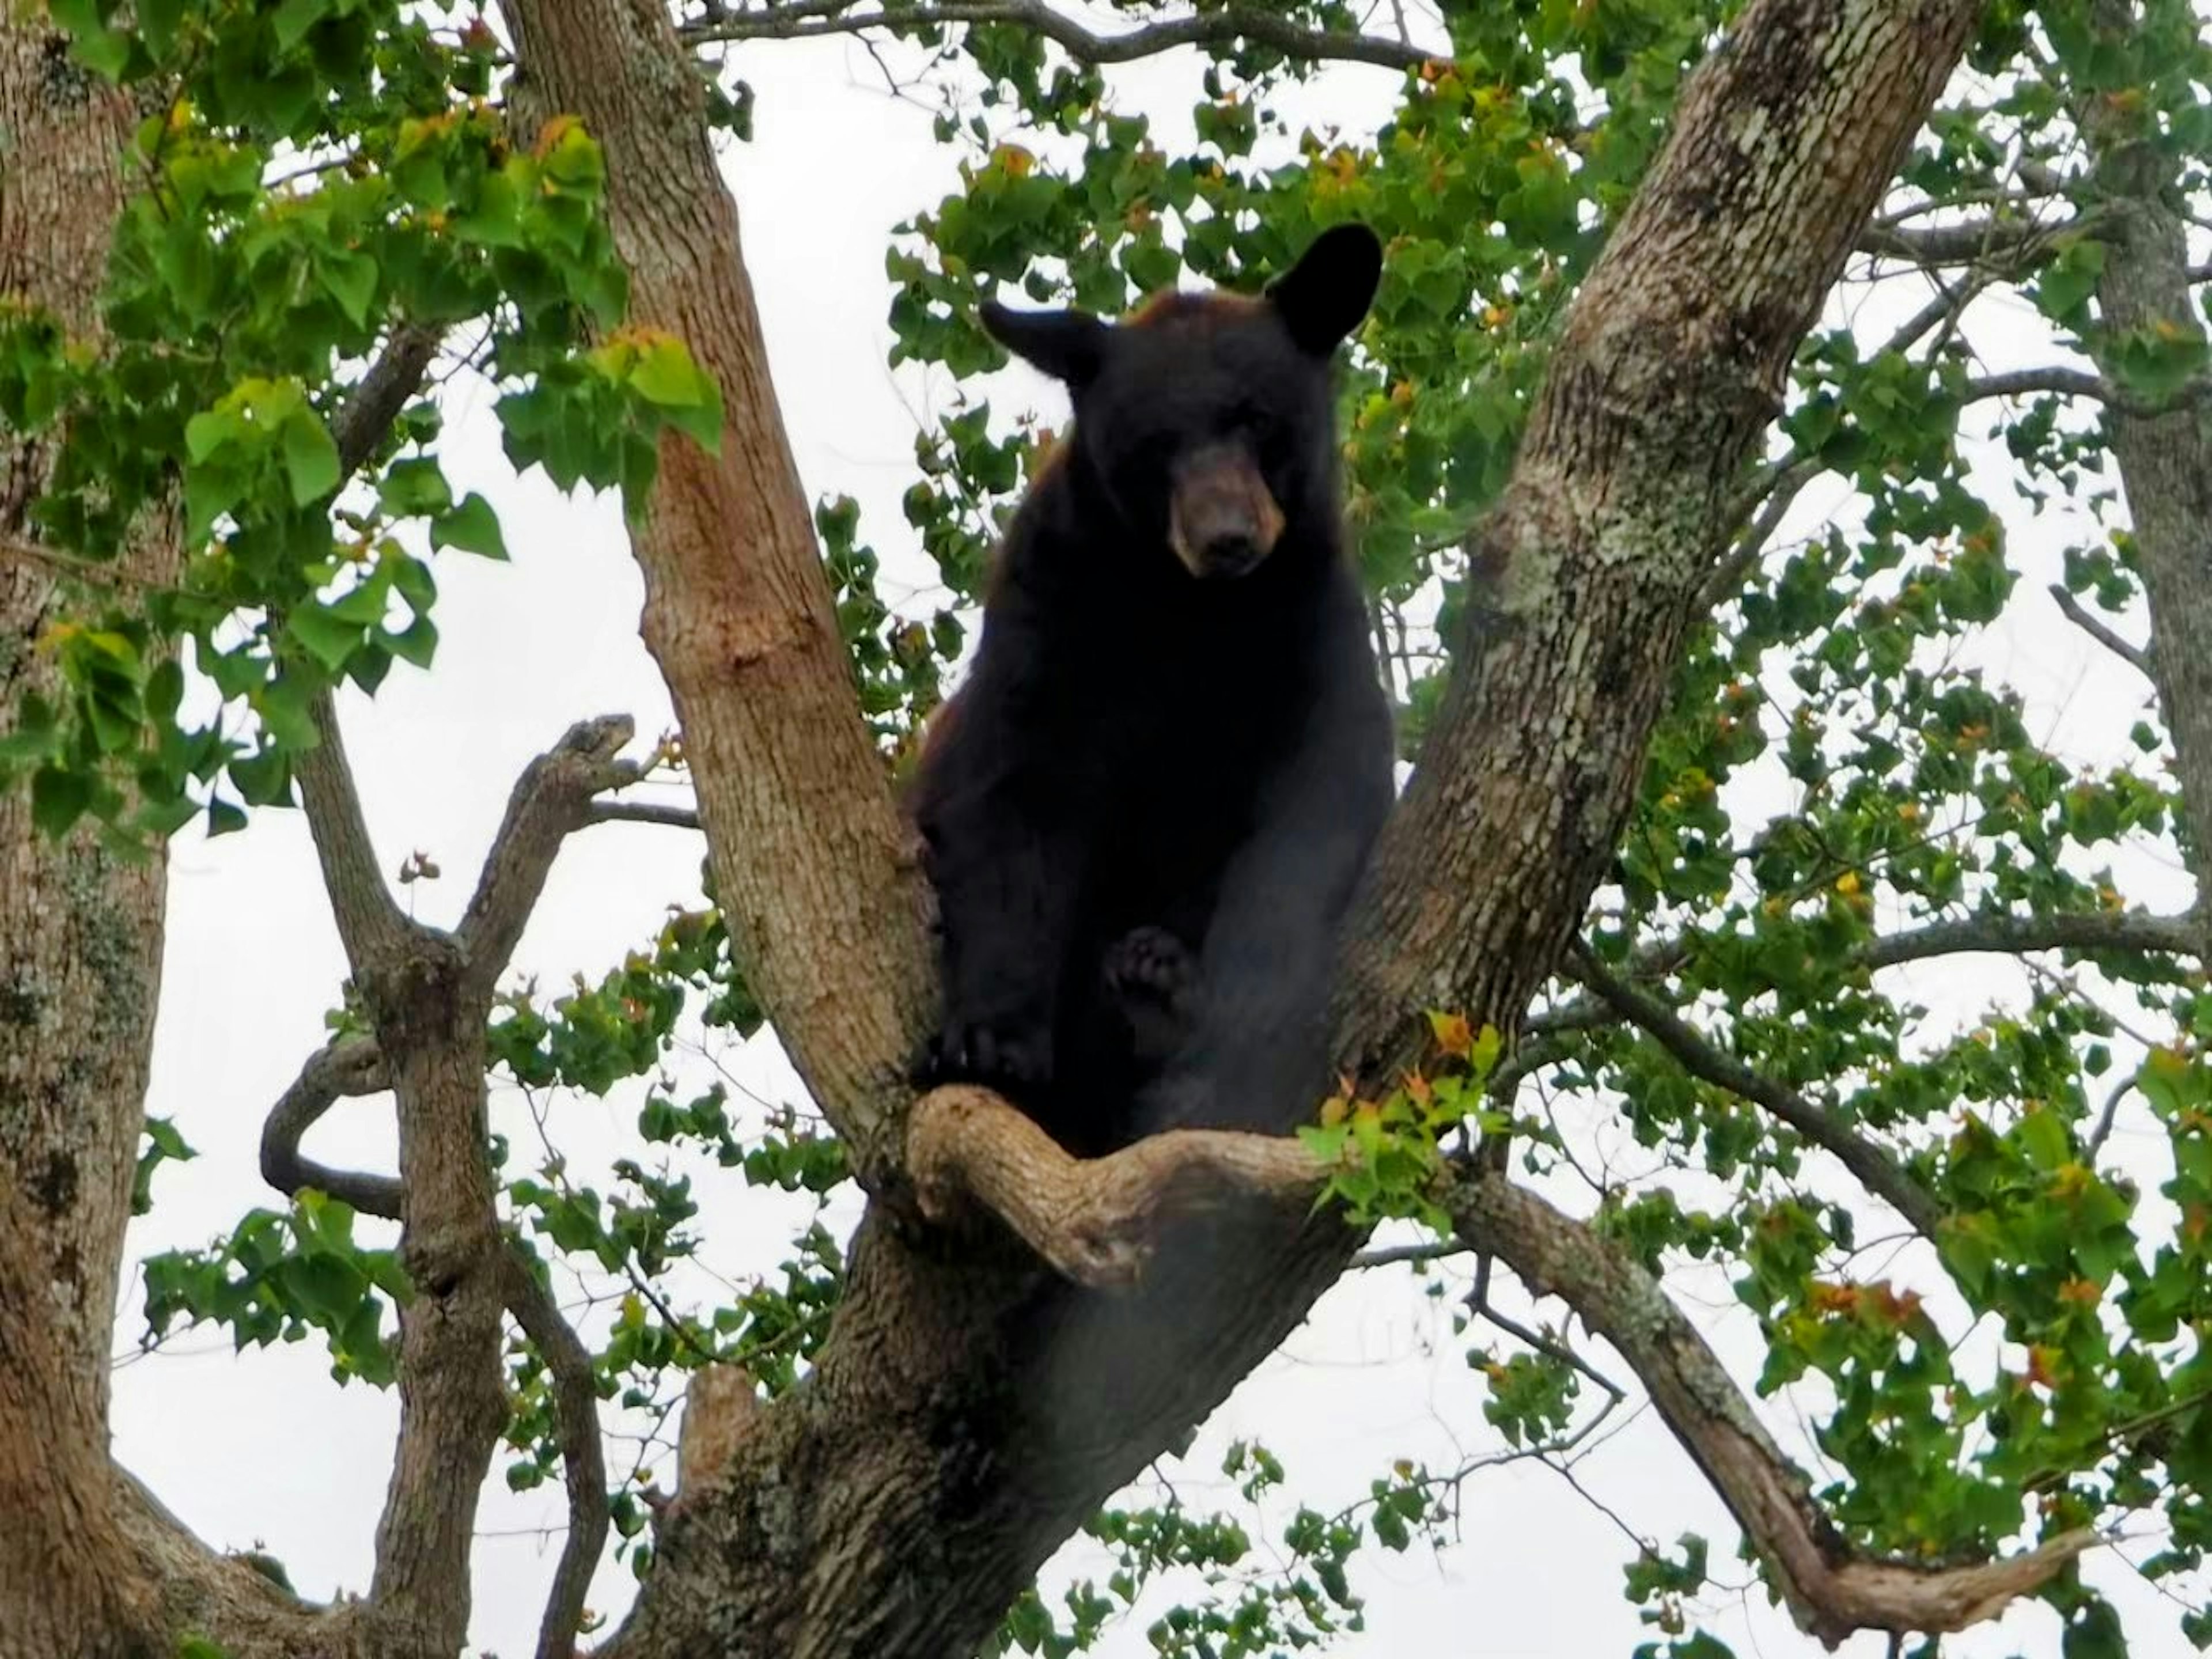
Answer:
top-left (3, 0), bottom-right (2210, 1655)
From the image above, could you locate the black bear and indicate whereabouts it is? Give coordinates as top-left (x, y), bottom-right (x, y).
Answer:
top-left (908, 224), bottom-right (1395, 1157)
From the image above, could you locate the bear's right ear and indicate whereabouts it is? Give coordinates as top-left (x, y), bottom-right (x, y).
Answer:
top-left (1265, 224), bottom-right (1383, 355)
top-left (980, 301), bottom-right (1111, 387)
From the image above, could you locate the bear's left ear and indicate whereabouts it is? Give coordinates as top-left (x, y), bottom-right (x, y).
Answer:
top-left (1265, 223), bottom-right (1382, 355)
top-left (981, 301), bottom-right (1112, 387)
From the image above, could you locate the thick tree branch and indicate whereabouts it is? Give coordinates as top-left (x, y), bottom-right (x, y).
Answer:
top-left (503, 0), bottom-right (937, 1196)
top-left (1857, 214), bottom-right (2075, 269)
top-left (2078, 0), bottom-right (2212, 893)
top-left (682, 0), bottom-right (1431, 71)
top-left (579, 2), bottom-right (1995, 1653)
top-left (1566, 946), bottom-right (1944, 1238)
top-left (908, 1085), bottom-right (1326, 1287)
top-left (1961, 364), bottom-right (2212, 419)
top-left (257, 1035), bottom-right (402, 1219)
top-left (1441, 1162), bottom-right (2099, 1646)
top-left (500, 1250), bottom-right (609, 1659)
top-left (1857, 906), bottom-right (2199, 969)
top-left (293, 690), bottom-right (421, 972)
top-left (458, 715), bottom-right (639, 1003)
top-left (908, 1088), bottom-right (2094, 1645)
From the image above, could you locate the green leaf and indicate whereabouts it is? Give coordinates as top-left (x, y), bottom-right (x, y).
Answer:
top-left (286, 604), bottom-right (362, 673)
top-left (31, 766), bottom-right (93, 838)
top-left (319, 252), bottom-right (378, 331)
top-left (628, 335), bottom-right (714, 410)
top-left (282, 412), bottom-right (342, 507)
top-left (378, 458), bottom-right (453, 518)
top-left (144, 660), bottom-right (185, 724)
top-left (431, 493), bottom-right (507, 559)
top-left (271, 0), bottom-right (330, 51)
top-left (385, 616), bottom-right (438, 669)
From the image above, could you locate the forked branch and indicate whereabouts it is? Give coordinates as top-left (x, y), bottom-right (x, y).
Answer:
top-left (459, 714), bottom-right (641, 1002)
top-left (910, 1086), bottom-right (2097, 1647)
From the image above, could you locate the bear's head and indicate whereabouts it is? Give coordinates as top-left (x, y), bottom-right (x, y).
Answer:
top-left (980, 223), bottom-right (1381, 581)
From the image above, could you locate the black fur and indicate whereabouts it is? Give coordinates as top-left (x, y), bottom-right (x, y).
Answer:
top-left (909, 225), bottom-right (1395, 1156)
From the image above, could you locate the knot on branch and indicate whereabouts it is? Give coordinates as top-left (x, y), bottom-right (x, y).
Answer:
top-left (675, 1362), bottom-right (763, 1500)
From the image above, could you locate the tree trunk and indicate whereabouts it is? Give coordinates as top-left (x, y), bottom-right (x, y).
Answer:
top-left (0, 25), bottom-right (172, 1656)
top-left (500, 0), bottom-right (938, 1195)
top-left (558, 4), bottom-right (1988, 1654)
top-left (2082, 0), bottom-right (2212, 900)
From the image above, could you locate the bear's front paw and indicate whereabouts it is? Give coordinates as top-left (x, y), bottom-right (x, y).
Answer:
top-left (1102, 926), bottom-right (1198, 1067)
top-left (915, 1019), bottom-right (1054, 1099)
top-left (1102, 925), bottom-right (1196, 1016)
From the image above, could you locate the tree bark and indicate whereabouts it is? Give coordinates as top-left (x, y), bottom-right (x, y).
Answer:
top-left (501, 0), bottom-right (937, 1194)
top-left (548, 4), bottom-right (1990, 1655)
top-left (2081, 0), bottom-right (2212, 914)
top-left (0, 24), bottom-right (173, 1657)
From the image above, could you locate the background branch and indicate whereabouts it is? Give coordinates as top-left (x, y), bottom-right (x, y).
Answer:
top-left (2047, 582), bottom-right (2154, 677)
top-left (1441, 1162), bottom-right (2097, 1646)
top-left (1565, 946), bottom-right (1944, 1237)
top-left (501, 1250), bottom-right (610, 1659)
top-left (683, 0), bottom-right (1431, 70)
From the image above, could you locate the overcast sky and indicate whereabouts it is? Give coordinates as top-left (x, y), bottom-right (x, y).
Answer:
top-left (105, 21), bottom-right (2196, 1658)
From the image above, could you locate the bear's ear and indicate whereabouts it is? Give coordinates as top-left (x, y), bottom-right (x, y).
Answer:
top-left (1264, 223), bottom-right (1382, 355)
top-left (980, 301), bottom-right (1112, 387)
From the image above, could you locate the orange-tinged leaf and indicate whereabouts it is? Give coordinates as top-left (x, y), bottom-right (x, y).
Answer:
top-left (1427, 1010), bottom-right (1474, 1058)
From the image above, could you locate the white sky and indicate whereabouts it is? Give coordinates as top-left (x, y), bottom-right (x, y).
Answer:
top-left (107, 23), bottom-right (2200, 1659)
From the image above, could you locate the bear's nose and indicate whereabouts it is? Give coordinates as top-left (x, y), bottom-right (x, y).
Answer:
top-left (1168, 445), bottom-right (1283, 580)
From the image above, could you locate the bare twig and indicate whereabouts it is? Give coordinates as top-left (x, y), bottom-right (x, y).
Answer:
top-left (1565, 945), bottom-right (1944, 1238)
top-left (1349, 1238), bottom-right (1470, 1270)
top-left (2086, 1073), bottom-right (2137, 1156)
top-left (1963, 365), bottom-right (2212, 419)
top-left (684, 0), bottom-right (1430, 70)
top-left (257, 1036), bottom-right (403, 1218)
top-left (1527, 906), bottom-right (2202, 1056)
top-left (585, 798), bottom-right (702, 831)
top-left (2047, 582), bottom-right (2153, 677)
top-left (1700, 452), bottom-right (1827, 610)
top-left (501, 1249), bottom-right (609, 1659)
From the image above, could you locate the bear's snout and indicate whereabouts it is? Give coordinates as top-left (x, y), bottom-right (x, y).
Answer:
top-left (1167, 445), bottom-right (1283, 580)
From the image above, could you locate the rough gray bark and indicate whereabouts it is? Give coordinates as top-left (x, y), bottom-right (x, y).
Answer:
top-left (2082, 0), bottom-right (2212, 914)
top-left (0, 27), bottom-right (173, 1658)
